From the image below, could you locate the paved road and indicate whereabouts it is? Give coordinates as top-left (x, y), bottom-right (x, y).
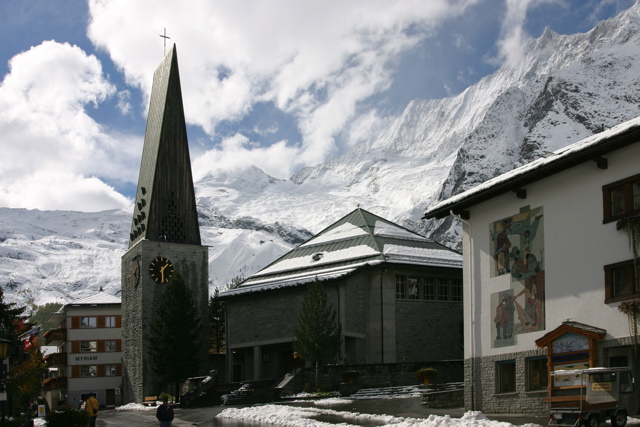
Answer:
top-left (91, 399), bottom-right (549, 426)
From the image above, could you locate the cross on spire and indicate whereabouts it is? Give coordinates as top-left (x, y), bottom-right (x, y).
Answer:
top-left (160, 28), bottom-right (171, 55)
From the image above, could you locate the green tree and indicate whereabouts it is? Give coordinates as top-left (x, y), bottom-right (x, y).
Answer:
top-left (29, 302), bottom-right (63, 335)
top-left (148, 272), bottom-right (202, 400)
top-left (208, 289), bottom-right (225, 353)
top-left (0, 288), bottom-right (26, 340)
top-left (293, 279), bottom-right (342, 391)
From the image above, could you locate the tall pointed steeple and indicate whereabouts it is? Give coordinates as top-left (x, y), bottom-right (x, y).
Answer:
top-left (129, 44), bottom-right (200, 247)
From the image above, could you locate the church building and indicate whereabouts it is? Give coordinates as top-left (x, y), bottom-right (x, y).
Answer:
top-left (221, 207), bottom-right (463, 384)
top-left (424, 116), bottom-right (640, 414)
top-left (120, 45), bottom-right (209, 403)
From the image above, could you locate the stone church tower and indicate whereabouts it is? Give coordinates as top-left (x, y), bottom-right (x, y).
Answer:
top-left (120, 45), bottom-right (209, 403)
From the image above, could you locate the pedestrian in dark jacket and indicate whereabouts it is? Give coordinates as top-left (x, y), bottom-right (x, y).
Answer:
top-left (156, 396), bottom-right (174, 427)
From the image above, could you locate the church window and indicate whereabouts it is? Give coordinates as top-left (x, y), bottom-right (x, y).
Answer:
top-left (423, 278), bottom-right (435, 300)
top-left (81, 365), bottom-right (98, 377)
top-left (451, 279), bottom-right (463, 302)
top-left (80, 341), bottom-right (97, 352)
top-left (526, 357), bottom-right (548, 391)
top-left (80, 317), bottom-right (97, 328)
top-left (105, 316), bottom-right (116, 327)
top-left (604, 259), bottom-right (640, 303)
top-left (407, 277), bottom-right (420, 299)
top-left (438, 279), bottom-right (449, 301)
top-left (395, 276), bottom-right (405, 299)
top-left (105, 364), bottom-right (117, 376)
top-left (497, 360), bottom-right (516, 393)
top-left (603, 173), bottom-right (640, 223)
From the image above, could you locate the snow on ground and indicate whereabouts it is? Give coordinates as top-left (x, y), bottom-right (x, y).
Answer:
top-left (217, 405), bottom-right (524, 427)
top-left (115, 402), bottom-right (158, 411)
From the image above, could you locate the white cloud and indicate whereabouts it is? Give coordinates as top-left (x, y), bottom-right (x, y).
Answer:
top-left (0, 41), bottom-right (134, 211)
top-left (87, 0), bottom-right (480, 172)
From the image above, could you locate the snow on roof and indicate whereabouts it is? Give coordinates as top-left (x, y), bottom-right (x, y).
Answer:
top-left (69, 292), bottom-right (121, 305)
top-left (383, 244), bottom-right (462, 268)
top-left (374, 220), bottom-right (427, 240)
top-left (252, 244), bottom-right (379, 276)
top-left (300, 222), bottom-right (367, 247)
top-left (424, 116), bottom-right (640, 218)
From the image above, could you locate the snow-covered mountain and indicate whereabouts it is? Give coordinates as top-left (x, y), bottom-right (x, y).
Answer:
top-left (3, 3), bottom-right (640, 306)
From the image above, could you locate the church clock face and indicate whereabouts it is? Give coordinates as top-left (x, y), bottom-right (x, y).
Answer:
top-left (149, 256), bottom-right (175, 284)
top-left (131, 259), bottom-right (141, 287)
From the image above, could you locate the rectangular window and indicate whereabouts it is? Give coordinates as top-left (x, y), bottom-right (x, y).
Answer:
top-left (497, 360), bottom-right (516, 393)
top-left (105, 316), bottom-right (116, 327)
top-left (80, 341), bottom-right (97, 352)
top-left (451, 279), bottom-right (463, 302)
top-left (105, 364), bottom-right (117, 376)
top-left (605, 259), bottom-right (640, 303)
top-left (80, 365), bottom-right (97, 377)
top-left (105, 340), bottom-right (117, 352)
top-left (438, 279), bottom-right (448, 301)
top-left (527, 357), bottom-right (548, 391)
top-left (407, 277), bottom-right (420, 299)
top-left (395, 276), bottom-right (405, 299)
top-left (423, 278), bottom-right (435, 300)
top-left (80, 317), bottom-right (96, 328)
top-left (603, 173), bottom-right (640, 223)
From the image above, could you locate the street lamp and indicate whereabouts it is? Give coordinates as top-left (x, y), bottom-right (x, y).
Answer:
top-left (0, 338), bottom-right (11, 427)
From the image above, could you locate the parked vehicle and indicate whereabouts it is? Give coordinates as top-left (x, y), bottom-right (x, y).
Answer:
top-left (548, 367), bottom-right (635, 427)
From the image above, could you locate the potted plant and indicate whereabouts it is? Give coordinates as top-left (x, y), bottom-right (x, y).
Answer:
top-left (416, 367), bottom-right (438, 386)
top-left (340, 370), bottom-right (360, 384)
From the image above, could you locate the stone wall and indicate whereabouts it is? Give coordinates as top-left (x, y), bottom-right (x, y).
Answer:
top-left (464, 348), bottom-right (547, 415)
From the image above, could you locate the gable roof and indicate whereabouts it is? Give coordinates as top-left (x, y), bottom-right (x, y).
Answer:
top-left (48, 290), bottom-right (121, 322)
top-left (220, 208), bottom-right (461, 298)
top-left (535, 321), bottom-right (606, 348)
top-left (423, 116), bottom-right (640, 220)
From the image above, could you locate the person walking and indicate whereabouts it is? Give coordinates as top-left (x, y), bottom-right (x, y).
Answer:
top-left (84, 393), bottom-right (99, 427)
top-left (156, 396), bottom-right (174, 427)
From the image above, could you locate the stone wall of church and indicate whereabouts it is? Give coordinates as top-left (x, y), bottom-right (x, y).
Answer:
top-left (344, 276), bottom-right (366, 335)
top-left (395, 300), bottom-right (463, 362)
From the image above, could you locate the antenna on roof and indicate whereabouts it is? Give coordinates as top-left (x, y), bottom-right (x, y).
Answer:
top-left (99, 286), bottom-right (104, 292)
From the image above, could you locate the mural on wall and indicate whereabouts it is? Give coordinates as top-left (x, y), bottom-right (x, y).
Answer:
top-left (492, 289), bottom-right (515, 348)
top-left (490, 206), bottom-right (545, 348)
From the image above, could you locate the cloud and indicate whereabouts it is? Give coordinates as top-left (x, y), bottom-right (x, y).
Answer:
top-left (0, 40), bottom-right (134, 212)
top-left (87, 0), bottom-right (480, 171)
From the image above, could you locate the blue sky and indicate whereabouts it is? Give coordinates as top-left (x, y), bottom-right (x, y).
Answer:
top-left (0, 0), bottom-right (634, 212)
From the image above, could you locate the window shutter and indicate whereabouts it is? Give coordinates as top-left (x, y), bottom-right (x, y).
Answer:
top-left (97, 316), bottom-right (105, 328)
top-left (97, 341), bottom-right (105, 352)
top-left (72, 365), bottom-right (80, 378)
top-left (71, 317), bottom-right (80, 329)
top-left (116, 316), bottom-right (122, 328)
top-left (97, 365), bottom-right (105, 377)
top-left (116, 364), bottom-right (122, 376)
top-left (116, 340), bottom-right (122, 352)
top-left (71, 341), bottom-right (80, 353)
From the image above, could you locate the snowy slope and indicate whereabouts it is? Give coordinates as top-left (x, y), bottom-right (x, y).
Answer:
top-left (3, 3), bottom-right (640, 306)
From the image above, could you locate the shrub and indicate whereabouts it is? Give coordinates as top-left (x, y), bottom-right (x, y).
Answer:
top-left (416, 367), bottom-right (438, 383)
top-left (45, 406), bottom-right (89, 427)
top-left (340, 370), bottom-right (360, 383)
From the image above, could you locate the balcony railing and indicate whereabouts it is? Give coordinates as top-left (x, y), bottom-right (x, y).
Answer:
top-left (43, 352), bottom-right (67, 367)
top-left (43, 328), bottom-right (66, 346)
top-left (42, 376), bottom-right (67, 392)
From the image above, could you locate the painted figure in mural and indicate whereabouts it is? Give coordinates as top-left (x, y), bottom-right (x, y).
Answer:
top-left (494, 296), bottom-right (511, 339)
top-left (494, 228), bottom-right (512, 275)
top-left (523, 277), bottom-right (539, 326)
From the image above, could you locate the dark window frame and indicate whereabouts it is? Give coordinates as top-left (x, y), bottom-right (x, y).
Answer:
top-left (526, 356), bottom-right (548, 391)
top-left (603, 173), bottom-right (640, 223)
top-left (497, 360), bottom-right (516, 394)
top-left (604, 259), bottom-right (640, 303)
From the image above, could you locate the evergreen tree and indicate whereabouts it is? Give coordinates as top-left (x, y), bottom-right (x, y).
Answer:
top-left (293, 279), bottom-right (342, 390)
top-left (148, 272), bottom-right (202, 399)
top-left (208, 289), bottom-right (225, 353)
top-left (0, 288), bottom-right (26, 340)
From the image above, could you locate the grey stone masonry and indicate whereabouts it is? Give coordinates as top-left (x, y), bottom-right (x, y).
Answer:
top-left (464, 348), bottom-right (547, 415)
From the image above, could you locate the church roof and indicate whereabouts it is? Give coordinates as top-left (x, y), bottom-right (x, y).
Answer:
top-left (220, 208), bottom-right (461, 298)
top-left (128, 44), bottom-right (201, 247)
top-left (423, 115), bottom-right (640, 220)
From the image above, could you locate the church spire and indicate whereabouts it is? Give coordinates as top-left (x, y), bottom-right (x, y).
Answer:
top-left (129, 44), bottom-right (201, 247)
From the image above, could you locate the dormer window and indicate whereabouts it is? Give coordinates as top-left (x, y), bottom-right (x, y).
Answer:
top-left (311, 253), bottom-right (324, 262)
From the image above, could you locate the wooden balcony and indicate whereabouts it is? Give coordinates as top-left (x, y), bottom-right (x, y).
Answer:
top-left (43, 328), bottom-right (66, 346)
top-left (42, 376), bottom-right (67, 392)
top-left (43, 352), bottom-right (67, 368)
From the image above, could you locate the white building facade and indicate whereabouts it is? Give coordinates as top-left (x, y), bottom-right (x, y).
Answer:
top-left (43, 291), bottom-right (122, 410)
top-left (424, 117), bottom-right (640, 414)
